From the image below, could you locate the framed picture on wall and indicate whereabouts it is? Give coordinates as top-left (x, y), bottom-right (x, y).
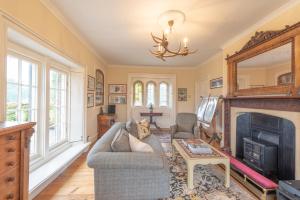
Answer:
top-left (95, 69), bottom-right (104, 106)
top-left (109, 94), bottom-right (127, 104)
top-left (87, 75), bottom-right (95, 91)
top-left (95, 89), bottom-right (104, 106)
top-left (109, 84), bottom-right (127, 94)
top-left (210, 77), bottom-right (223, 89)
top-left (87, 93), bottom-right (94, 108)
top-left (177, 88), bottom-right (187, 101)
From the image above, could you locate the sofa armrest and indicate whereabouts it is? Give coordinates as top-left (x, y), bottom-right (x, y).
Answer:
top-left (87, 152), bottom-right (166, 169)
top-left (193, 125), bottom-right (200, 138)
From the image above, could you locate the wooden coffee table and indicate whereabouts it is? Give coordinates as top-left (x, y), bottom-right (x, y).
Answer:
top-left (172, 139), bottom-right (230, 189)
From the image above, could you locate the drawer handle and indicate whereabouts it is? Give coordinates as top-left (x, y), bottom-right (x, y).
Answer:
top-left (7, 148), bottom-right (16, 153)
top-left (6, 135), bottom-right (17, 141)
top-left (6, 193), bottom-right (14, 199)
top-left (6, 177), bottom-right (15, 183)
top-left (6, 162), bottom-right (15, 167)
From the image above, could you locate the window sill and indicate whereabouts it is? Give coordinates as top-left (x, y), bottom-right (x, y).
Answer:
top-left (29, 142), bottom-right (90, 199)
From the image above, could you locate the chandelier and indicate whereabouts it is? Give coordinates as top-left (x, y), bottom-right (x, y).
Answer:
top-left (150, 10), bottom-right (197, 61)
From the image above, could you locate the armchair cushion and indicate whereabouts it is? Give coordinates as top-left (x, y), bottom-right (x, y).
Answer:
top-left (176, 113), bottom-right (197, 133)
top-left (173, 132), bottom-right (194, 139)
top-left (193, 126), bottom-right (200, 138)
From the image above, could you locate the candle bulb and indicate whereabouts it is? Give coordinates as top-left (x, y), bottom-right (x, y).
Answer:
top-left (183, 37), bottom-right (188, 48)
top-left (158, 44), bottom-right (162, 52)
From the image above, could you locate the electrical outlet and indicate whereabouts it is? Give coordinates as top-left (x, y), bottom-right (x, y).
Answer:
top-left (87, 136), bottom-right (90, 142)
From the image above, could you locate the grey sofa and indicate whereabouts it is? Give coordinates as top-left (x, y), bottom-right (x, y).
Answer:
top-left (170, 113), bottom-right (200, 140)
top-left (87, 122), bottom-right (170, 200)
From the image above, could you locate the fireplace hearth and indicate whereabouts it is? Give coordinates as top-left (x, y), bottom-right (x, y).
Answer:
top-left (236, 112), bottom-right (295, 181)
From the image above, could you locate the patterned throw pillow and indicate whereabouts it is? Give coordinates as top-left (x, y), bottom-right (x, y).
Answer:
top-left (111, 128), bottom-right (131, 152)
top-left (136, 119), bottom-right (151, 140)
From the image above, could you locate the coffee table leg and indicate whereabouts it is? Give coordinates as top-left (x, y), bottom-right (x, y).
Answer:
top-left (224, 160), bottom-right (230, 188)
top-left (187, 163), bottom-right (194, 189)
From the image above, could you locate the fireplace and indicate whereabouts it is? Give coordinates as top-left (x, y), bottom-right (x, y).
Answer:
top-left (236, 112), bottom-right (295, 181)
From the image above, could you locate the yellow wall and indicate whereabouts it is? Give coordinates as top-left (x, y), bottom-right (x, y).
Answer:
top-left (107, 65), bottom-right (196, 122)
top-left (195, 52), bottom-right (224, 97)
top-left (0, 0), bottom-right (107, 141)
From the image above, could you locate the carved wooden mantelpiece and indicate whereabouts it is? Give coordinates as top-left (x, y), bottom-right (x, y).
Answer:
top-left (223, 96), bottom-right (300, 151)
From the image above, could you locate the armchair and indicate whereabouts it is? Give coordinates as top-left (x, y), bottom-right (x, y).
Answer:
top-left (170, 113), bottom-right (200, 141)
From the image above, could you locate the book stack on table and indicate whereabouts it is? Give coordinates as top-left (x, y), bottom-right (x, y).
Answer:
top-left (182, 140), bottom-right (213, 154)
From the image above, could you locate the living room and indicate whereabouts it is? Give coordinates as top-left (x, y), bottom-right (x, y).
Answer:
top-left (1, 0), bottom-right (300, 200)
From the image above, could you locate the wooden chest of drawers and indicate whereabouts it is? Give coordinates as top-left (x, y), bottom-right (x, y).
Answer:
top-left (0, 122), bottom-right (35, 200)
top-left (97, 114), bottom-right (116, 138)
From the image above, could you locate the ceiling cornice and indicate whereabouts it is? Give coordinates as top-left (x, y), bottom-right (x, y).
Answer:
top-left (39, 0), bottom-right (107, 66)
top-left (221, 0), bottom-right (300, 50)
top-left (108, 64), bottom-right (198, 70)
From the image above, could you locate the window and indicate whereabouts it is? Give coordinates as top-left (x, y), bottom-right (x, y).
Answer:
top-left (6, 54), bottom-right (39, 155)
top-left (49, 69), bottom-right (68, 148)
top-left (146, 82), bottom-right (155, 106)
top-left (133, 81), bottom-right (143, 106)
top-left (159, 82), bottom-right (168, 106)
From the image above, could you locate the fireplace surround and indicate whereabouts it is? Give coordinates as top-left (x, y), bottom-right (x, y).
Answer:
top-left (236, 112), bottom-right (295, 180)
top-left (224, 96), bottom-right (300, 180)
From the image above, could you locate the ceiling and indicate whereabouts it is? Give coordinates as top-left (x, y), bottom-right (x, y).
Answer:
top-left (50, 0), bottom-right (291, 67)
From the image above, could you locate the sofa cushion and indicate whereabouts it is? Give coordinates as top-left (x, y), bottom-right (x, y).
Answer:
top-left (111, 128), bottom-right (131, 152)
top-left (176, 113), bottom-right (197, 133)
top-left (136, 119), bottom-right (151, 140)
top-left (129, 134), bottom-right (153, 153)
top-left (125, 120), bottom-right (139, 138)
top-left (173, 132), bottom-right (194, 139)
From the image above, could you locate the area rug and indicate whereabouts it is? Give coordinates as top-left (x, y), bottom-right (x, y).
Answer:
top-left (167, 151), bottom-right (256, 200)
top-left (152, 132), bottom-right (256, 200)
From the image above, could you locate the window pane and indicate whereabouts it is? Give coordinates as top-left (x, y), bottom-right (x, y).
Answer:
top-left (133, 81), bottom-right (143, 106)
top-left (7, 55), bottom-right (18, 83)
top-left (7, 83), bottom-right (18, 103)
top-left (21, 60), bottom-right (32, 85)
top-left (6, 55), bottom-right (39, 156)
top-left (6, 109), bottom-right (17, 122)
top-left (147, 82), bottom-right (155, 106)
top-left (49, 69), bottom-right (68, 148)
top-left (159, 82), bottom-right (168, 106)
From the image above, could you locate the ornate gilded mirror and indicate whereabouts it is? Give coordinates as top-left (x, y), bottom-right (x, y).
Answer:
top-left (226, 22), bottom-right (300, 97)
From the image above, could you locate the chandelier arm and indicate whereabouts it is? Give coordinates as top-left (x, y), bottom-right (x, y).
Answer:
top-left (188, 49), bottom-right (198, 54)
top-left (151, 33), bottom-right (163, 44)
top-left (165, 42), bottom-right (182, 55)
top-left (149, 50), bottom-right (162, 56)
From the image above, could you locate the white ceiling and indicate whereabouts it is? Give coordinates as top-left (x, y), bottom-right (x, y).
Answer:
top-left (50, 0), bottom-right (291, 67)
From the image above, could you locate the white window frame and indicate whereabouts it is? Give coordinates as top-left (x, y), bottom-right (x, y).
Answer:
top-left (5, 47), bottom-right (44, 162)
top-left (5, 42), bottom-right (72, 170)
top-left (45, 61), bottom-right (71, 155)
top-left (146, 81), bottom-right (156, 107)
top-left (133, 80), bottom-right (144, 107)
top-left (159, 81), bottom-right (169, 107)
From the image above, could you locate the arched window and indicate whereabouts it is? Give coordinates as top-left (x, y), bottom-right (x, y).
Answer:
top-left (159, 82), bottom-right (168, 106)
top-left (146, 81), bottom-right (155, 106)
top-left (133, 81), bottom-right (143, 106)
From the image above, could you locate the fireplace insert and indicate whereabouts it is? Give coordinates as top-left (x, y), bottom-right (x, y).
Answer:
top-left (236, 112), bottom-right (295, 180)
top-left (243, 137), bottom-right (277, 176)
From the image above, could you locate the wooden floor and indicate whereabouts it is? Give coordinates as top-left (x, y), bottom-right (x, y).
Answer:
top-left (34, 153), bottom-right (95, 200)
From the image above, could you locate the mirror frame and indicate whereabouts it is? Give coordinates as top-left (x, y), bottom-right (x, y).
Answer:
top-left (226, 22), bottom-right (300, 97)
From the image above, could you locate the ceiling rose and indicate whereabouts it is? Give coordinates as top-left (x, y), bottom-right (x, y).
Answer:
top-left (150, 10), bottom-right (197, 61)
